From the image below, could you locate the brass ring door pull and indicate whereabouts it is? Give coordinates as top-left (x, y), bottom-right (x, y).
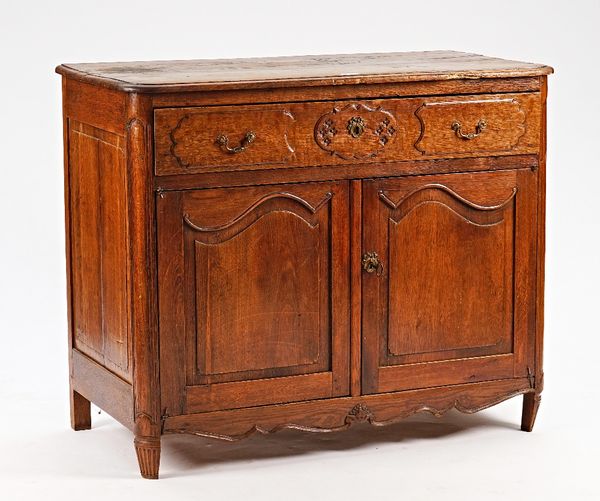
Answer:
top-left (451, 119), bottom-right (487, 140)
top-left (216, 131), bottom-right (256, 153)
top-left (362, 251), bottom-right (384, 276)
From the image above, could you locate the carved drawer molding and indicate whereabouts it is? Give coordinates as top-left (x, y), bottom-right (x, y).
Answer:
top-left (314, 102), bottom-right (398, 160)
top-left (155, 106), bottom-right (297, 174)
top-left (414, 97), bottom-right (527, 156)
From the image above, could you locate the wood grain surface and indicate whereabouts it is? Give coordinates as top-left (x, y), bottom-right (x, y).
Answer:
top-left (56, 51), bottom-right (552, 93)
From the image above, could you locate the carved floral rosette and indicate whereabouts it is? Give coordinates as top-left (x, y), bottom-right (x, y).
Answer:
top-left (314, 103), bottom-right (398, 160)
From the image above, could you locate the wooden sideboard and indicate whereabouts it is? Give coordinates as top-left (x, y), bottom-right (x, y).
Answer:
top-left (56, 51), bottom-right (552, 479)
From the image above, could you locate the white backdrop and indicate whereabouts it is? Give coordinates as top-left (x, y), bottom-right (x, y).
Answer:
top-left (1, 1), bottom-right (599, 499)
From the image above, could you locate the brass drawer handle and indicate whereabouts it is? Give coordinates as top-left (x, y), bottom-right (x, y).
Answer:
top-left (215, 131), bottom-right (256, 154)
top-left (362, 251), bottom-right (384, 276)
top-left (451, 119), bottom-right (487, 140)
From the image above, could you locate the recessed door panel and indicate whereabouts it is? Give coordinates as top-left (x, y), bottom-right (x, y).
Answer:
top-left (192, 210), bottom-right (324, 377)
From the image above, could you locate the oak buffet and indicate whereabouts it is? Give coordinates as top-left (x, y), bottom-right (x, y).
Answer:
top-left (56, 51), bottom-right (552, 479)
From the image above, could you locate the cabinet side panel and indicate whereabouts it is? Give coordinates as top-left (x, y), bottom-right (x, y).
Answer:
top-left (69, 124), bottom-right (103, 358)
top-left (68, 120), bottom-right (131, 381)
top-left (99, 136), bottom-right (130, 374)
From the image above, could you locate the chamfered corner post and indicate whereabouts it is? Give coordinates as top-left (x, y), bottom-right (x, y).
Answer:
top-left (522, 75), bottom-right (548, 433)
top-left (127, 93), bottom-right (162, 479)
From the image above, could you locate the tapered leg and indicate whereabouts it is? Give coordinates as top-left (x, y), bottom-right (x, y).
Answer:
top-left (521, 392), bottom-right (541, 432)
top-left (134, 413), bottom-right (161, 479)
top-left (70, 389), bottom-right (91, 431)
top-left (134, 436), bottom-right (161, 479)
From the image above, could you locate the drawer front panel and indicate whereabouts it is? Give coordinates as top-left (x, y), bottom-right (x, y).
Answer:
top-left (154, 93), bottom-right (541, 175)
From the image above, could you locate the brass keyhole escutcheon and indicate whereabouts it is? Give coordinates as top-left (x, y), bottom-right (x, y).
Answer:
top-left (362, 251), bottom-right (383, 276)
top-left (347, 116), bottom-right (366, 138)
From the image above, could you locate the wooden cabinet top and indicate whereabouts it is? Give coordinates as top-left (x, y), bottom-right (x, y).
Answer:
top-left (56, 50), bottom-right (553, 93)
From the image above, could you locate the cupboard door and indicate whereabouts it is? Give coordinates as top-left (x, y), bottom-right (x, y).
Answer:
top-left (158, 181), bottom-right (350, 415)
top-left (362, 169), bottom-right (536, 394)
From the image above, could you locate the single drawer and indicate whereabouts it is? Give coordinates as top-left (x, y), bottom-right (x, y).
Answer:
top-left (414, 97), bottom-right (531, 156)
top-left (154, 93), bottom-right (541, 176)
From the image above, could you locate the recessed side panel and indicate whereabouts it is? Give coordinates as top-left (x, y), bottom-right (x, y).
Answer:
top-left (68, 120), bottom-right (131, 381)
